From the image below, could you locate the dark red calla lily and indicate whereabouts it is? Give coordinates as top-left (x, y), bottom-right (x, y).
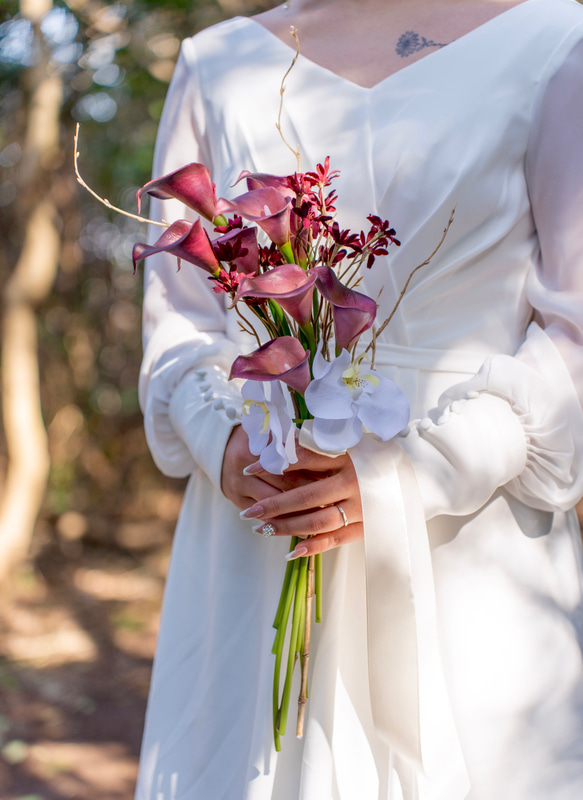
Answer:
top-left (233, 264), bottom-right (316, 326)
top-left (215, 188), bottom-right (291, 246)
top-left (312, 266), bottom-right (378, 350)
top-left (229, 337), bottom-right (310, 394)
top-left (137, 163), bottom-right (218, 221)
top-left (212, 226), bottom-right (259, 275)
top-left (235, 170), bottom-right (294, 199)
top-left (132, 219), bottom-right (220, 275)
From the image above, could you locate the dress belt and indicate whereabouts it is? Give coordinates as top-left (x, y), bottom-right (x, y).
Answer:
top-left (365, 340), bottom-right (489, 375)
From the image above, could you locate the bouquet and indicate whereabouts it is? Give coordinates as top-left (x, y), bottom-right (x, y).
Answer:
top-left (130, 157), bottom-right (427, 749)
top-left (73, 28), bottom-right (452, 752)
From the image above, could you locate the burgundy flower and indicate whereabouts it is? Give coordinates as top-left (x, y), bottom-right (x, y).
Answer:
top-left (235, 170), bottom-right (294, 199)
top-left (233, 264), bottom-right (316, 326)
top-left (132, 219), bottom-right (220, 275)
top-left (230, 337), bottom-right (310, 394)
top-left (137, 163), bottom-right (218, 221)
top-left (212, 227), bottom-right (259, 275)
top-left (312, 266), bottom-right (377, 350)
top-left (215, 188), bottom-right (292, 246)
top-left (305, 157), bottom-right (340, 188)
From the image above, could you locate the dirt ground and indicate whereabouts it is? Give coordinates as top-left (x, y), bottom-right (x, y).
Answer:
top-left (0, 510), bottom-right (177, 800)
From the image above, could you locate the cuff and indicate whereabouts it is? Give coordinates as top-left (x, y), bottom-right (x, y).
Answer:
top-left (398, 392), bottom-right (528, 519)
top-left (169, 368), bottom-right (242, 491)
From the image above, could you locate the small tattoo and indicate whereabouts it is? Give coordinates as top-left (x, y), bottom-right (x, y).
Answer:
top-left (396, 31), bottom-right (448, 58)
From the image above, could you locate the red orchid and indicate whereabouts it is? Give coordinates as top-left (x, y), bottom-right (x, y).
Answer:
top-left (215, 188), bottom-right (292, 246)
top-left (137, 163), bottom-right (218, 222)
top-left (312, 266), bottom-right (377, 350)
top-left (132, 219), bottom-right (220, 275)
top-left (230, 337), bottom-right (311, 394)
top-left (233, 264), bottom-right (316, 327)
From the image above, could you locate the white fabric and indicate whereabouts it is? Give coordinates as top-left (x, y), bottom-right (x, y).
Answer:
top-left (136, 1), bottom-right (583, 798)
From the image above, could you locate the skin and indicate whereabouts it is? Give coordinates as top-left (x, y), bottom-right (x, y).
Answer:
top-left (221, 0), bottom-right (532, 557)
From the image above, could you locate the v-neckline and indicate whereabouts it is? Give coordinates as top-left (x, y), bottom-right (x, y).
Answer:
top-left (240, 0), bottom-right (545, 91)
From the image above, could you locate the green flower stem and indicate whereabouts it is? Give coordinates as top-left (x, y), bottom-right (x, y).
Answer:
top-left (279, 241), bottom-right (295, 264)
top-left (272, 558), bottom-right (300, 747)
top-left (273, 537), bottom-right (299, 630)
top-left (315, 553), bottom-right (323, 623)
top-left (277, 555), bottom-right (308, 736)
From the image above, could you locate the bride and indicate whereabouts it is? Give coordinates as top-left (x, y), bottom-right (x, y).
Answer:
top-left (135, 0), bottom-right (583, 798)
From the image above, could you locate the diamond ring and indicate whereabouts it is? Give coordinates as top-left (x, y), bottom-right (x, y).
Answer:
top-left (261, 523), bottom-right (276, 537)
top-left (336, 505), bottom-right (348, 528)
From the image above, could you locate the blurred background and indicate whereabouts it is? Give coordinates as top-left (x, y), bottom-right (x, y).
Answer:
top-left (0, 1), bottom-right (273, 797)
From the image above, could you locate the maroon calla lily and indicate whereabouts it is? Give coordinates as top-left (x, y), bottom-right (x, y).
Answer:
top-left (215, 188), bottom-right (291, 246)
top-left (235, 170), bottom-right (294, 199)
top-left (312, 266), bottom-right (378, 350)
top-left (212, 226), bottom-right (259, 275)
top-left (132, 219), bottom-right (220, 275)
top-left (233, 264), bottom-right (316, 327)
top-left (137, 163), bottom-right (218, 221)
top-left (230, 337), bottom-right (310, 394)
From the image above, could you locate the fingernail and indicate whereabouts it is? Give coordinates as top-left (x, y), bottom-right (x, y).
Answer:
top-left (240, 504), bottom-right (264, 519)
top-left (285, 546), bottom-right (308, 561)
top-left (251, 523), bottom-right (275, 535)
top-left (242, 462), bottom-right (262, 476)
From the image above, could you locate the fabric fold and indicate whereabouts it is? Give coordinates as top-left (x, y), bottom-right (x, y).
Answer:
top-left (349, 435), bottom-right (471, 797)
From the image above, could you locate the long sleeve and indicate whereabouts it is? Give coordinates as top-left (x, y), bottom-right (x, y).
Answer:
top-left (138, 40), bottom-right (242, 485)
top-left (389, 37), bottom-right (583, 520)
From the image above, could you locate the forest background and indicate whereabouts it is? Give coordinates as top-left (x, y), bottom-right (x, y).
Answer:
top-left (0, 1), bottom-right (272, 797)
top-left (1, 0), bottom-right (582, 798)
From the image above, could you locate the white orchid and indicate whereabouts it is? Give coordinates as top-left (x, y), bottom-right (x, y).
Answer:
top-left (241, 379), bottom-right (298, 474)
top-left (304, 349), bottom-right (410, 451)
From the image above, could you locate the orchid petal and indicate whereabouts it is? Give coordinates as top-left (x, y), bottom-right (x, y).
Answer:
top-left (230, 337), bottom-right (310, 394)
top-left (234, 264), bottom-right (316, 326)
top-left (132, 219), bottom-right (220, 274)
top-left (311, 415), bottom-right (363, 451)
top-left (356, 378), bottom-right (410, 440)
top-left (216, 188), bottom-right (291, 246)
top-left (304, 353), bottom-right (354, 419)
top-left (241, 380), bottom-right (297, 474)
top-left (137, 163), bottom-right (218, 221)
top-left (313, 266), bottom-right (377, 350)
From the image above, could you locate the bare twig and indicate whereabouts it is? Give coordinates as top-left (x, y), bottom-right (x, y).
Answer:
top-left (297, 554), bottom-right (315, 738)
top-left (74, 123), bottom-right (167, 228)
top-left (275, 27), bottom-right (302, 172)
top-left (364, 206), bottom-right (455, 356)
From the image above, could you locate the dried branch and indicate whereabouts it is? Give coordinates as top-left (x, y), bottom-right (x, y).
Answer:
top-left (364, 206), bottom-right (455, 356)
top-left (275, 27), bottom-right (302, 172)
top-left (74, 123), bottom-right (167, 228)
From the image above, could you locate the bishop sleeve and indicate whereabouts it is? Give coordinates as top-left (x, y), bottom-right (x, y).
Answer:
top-left (138, 40), bottom-right (242, 486)
top-left (381, 38), bottom-right (583, 519)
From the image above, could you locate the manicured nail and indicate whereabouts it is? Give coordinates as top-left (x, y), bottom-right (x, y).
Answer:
top-left (243, 462), bottom-right (262, 476)
top-left (240, 504), bottom-right (264, 519)
top-left (285, 546), bottom-right (308, 561)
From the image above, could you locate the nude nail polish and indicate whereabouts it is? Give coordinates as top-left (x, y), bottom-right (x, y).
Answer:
top-left (242, 463), bottom-right (262, 476)
top-left (240, 504), bottom-right (264, 519)
top-left (285, 546), bottom-right (308, 561)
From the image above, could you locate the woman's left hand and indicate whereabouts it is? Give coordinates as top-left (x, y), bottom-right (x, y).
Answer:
top-left (240, 445), bottom-right (363, 558)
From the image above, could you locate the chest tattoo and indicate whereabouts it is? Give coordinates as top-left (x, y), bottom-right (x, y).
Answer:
top-left (396, 31), bottom-right (449, 57)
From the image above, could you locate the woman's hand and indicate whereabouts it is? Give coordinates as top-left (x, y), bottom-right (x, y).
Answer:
top-left (240, 445), bottom-right (363, 558)
top-left (221, 426), bottom-right (312, 510)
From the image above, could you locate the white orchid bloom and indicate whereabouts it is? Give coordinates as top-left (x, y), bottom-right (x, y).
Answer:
top-left (241, 379), bottom-right (298, 474)
top-left (304, 349), bottom-right (410, 451)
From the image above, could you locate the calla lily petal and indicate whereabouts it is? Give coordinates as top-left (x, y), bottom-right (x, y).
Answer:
top-left (235, 170), bottom-right (294, 199)
top-left (233, 264), bottom-right (316, 326)
top-left (133, 219), bottom-right (220, 275)
top-left (230, 337), bottom-right (310, 394)
top-left (137, 163), bottom-right (218, 221)
top-left (312, 266), bottom-right (377, 350)
top-left (216, 188), bottom-right (291, 246)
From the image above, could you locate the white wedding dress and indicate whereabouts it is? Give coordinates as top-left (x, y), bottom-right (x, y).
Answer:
top-left (135, 1), bottom-right (583, 797)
